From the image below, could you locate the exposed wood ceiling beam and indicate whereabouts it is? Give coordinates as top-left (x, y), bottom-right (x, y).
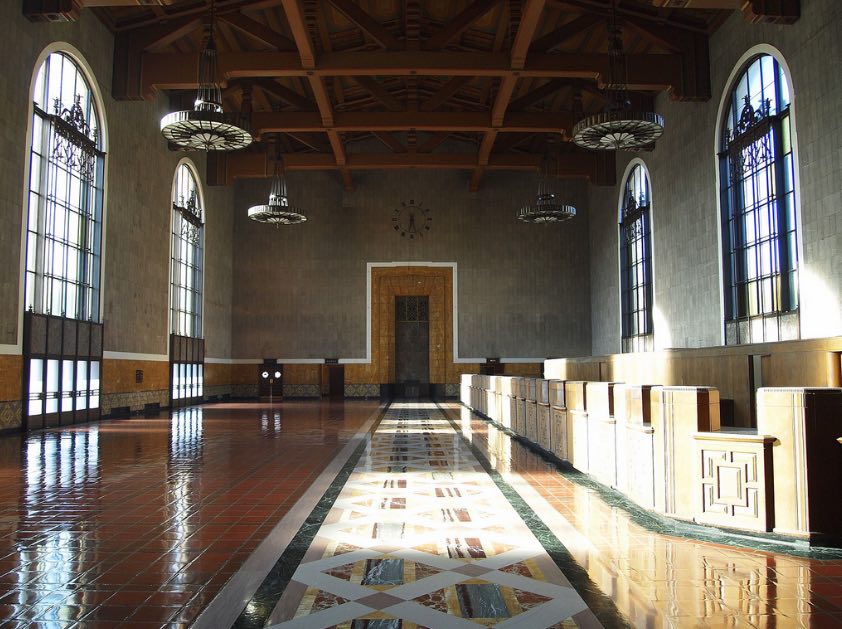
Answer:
top-left (647, 0), bottom-right (738, 7)
top-left (405, 0), bottom-right (421, 50)
top-left (418, 132), bottom-right (451, 153)
top-left (219, 12), bottom-right (296, 51)
top-left (508, 77), bottom-right (567, 110)
top-left (280, 0), bottom-right (315, 67)
top-left (547, 0), bottom-right (711, 33)
top-left (470, 129), bottom-right (498, 192)
top-left (252, 78), bottom-right (316, 110)
top-left (112, 15), bottom-right (204, 100)
top-left (208, 149), bottom-right (613, 184)
top-left (103, 0), bottom-right (284, 31)
top-left (510, 0), bottom-right (546, 69)
top-left (138, 50), bottom-right (684, 92)
top-left (326, 127), bottom-right (354, 190)
top-left (472, 0), bottom-right (545, 191)
top-left (308, 75), bottom-right (334, 126)
top-left (492, 132), bottom-right (531, 153)
top-left (281, 0), bottom-right (353, 190)
top-left (285, 132), bottom-right (331, 153)
top-left (530, 12), bottom-right (601, 52)
top-left (491, 76), bottom-right (518, 127)
top-left (420, 77), bottom-right (473, 112)
top-left (326, 0), bottom-right (402, 50)
top-left (352, 76), bottom-right (403, 111)
top-left (373, 132), bottom-right (407, 153)
top-left (131, 16), bottom-right (204, 52)
top-left (425, 0), bottom-right (502, 50)
top-left (249, 110), bottom-right (573, 135)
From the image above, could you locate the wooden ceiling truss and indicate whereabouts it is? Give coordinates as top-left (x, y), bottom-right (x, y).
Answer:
top-left (23, 0), bottom-right (801, 189)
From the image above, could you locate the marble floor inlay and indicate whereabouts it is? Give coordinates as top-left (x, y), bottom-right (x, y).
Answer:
top-left (261, 402), bottom-right (601, 628)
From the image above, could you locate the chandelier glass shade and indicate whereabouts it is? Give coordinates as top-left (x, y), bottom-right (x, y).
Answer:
top-left (247, 173), bottom-right (307, 225)
top-left (572, 7), bottom-right (664, 152)
top-left (160, 2), bottom-right (252, 152)
top-left (518, 157), bottom-right (576, 224)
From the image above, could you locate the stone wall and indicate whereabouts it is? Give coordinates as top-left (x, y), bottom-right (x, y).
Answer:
top-left (0, 6), bottom-right (234, 429)
top-left (231, 169), bottom-right (591, 362)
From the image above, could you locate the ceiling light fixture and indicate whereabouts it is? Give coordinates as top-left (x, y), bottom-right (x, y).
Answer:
top-left (247, 153), bottom-right (307, 225)
top-left (518, 153), bottom-right (576, 224)
top-left (572, 1), bottom-right (664, 151)
top-left (160, 0), bottom-right (252, 152)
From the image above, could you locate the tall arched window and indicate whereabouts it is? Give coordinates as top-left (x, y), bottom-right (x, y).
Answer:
top-left (169, 162), bottom-right (204, 407)
top-left (25, 51), bottom-right (104, 320)
top-left (719, 52), bottom-right (798, 344)
top-left (619, 162), bottom-right (653, 352)
top-left (170, 162), bottom-right (204, 338)
top-left (23, 49), bottom-right (105, 429)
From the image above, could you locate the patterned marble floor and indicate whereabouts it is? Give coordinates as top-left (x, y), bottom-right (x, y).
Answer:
top-left (257, 402), bottom-right (602, 628)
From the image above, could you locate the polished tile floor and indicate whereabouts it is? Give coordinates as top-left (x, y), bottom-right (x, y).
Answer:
top-left (0, 399), bottom-right (840, 628)
top-left (0, 400), bottom-right (380, 628)
top-left (254, 402), bottom-right (600, 628)
top-left (447, 404), bottom-right (842, 629)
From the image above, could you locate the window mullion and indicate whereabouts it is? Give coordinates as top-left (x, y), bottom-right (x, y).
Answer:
top-left (771, 118), bottom-right (791, 311)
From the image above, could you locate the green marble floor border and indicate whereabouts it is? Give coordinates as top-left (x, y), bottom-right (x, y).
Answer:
top-left (459, 403), bottom-right (842, 561)
top-left (437, 403), bottom-right (632, 629)
top-left (231, 404), bottom-right (390, 629)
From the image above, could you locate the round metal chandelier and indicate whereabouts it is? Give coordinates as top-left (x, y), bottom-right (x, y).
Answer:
top-left (572, 2), bottom-right (664, 152)
top-left (160, 0), bottom-right (252, 152)
top-left (518, 155), bottom-right (576, 224)
top-left (247, 173), bottom-right (307, 225)
top-left (572, 109), bottom-right (664, 151)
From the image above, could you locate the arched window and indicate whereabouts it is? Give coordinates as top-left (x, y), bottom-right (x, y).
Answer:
top-left (25, 51), bottom-right (104, 320)
top-left (170, 162), bottom-right (204, 338)
top-left (169, 162), bottom-right (204, 407)
top-left (719, 53), bottom-right (798, 344)
top-left (23, 49), bottom-right (105, 429)
top-left (619, 162), bottom-right (653, 352)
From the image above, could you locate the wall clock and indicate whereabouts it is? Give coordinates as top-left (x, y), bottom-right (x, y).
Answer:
top-left (392, 200), bottom-right (432, 239)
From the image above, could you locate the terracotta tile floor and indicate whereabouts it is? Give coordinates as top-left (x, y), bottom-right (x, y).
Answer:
top-left (0, 400), bottom-right (379, 628)
top-left (446, 403), bottom-right (842, 629)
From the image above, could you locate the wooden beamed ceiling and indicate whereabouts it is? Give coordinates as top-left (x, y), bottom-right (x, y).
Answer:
top-left (24, 0), bottom-right (800, 191)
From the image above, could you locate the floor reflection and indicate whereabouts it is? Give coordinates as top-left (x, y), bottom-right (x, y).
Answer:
top-left (450, 403), bottom-right (842, 629)
top-left (0, 400), bottom-right (379, 626)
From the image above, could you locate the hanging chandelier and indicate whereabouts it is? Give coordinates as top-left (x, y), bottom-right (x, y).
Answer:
top-left (160, 0), bottom-right (252, 151)
top-left (572, 1), bottom-right (664, 151)
top-left (247, 166), bottom-right (307, 226)
top-left (518, 154), bottom-right (576, 224)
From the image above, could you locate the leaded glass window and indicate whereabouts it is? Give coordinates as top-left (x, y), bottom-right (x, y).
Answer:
top-left (720, 54), bottom-right (798, 344)
top-left (170, 163), bottom-right (204, 338)
top-left (619, 163), bottom-right (653, 353)
top-left (25, 52), bottom-right (104, 321)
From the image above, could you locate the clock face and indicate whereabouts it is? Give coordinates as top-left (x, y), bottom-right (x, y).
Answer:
top-left (392, 200), bottom-right (432, 239)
